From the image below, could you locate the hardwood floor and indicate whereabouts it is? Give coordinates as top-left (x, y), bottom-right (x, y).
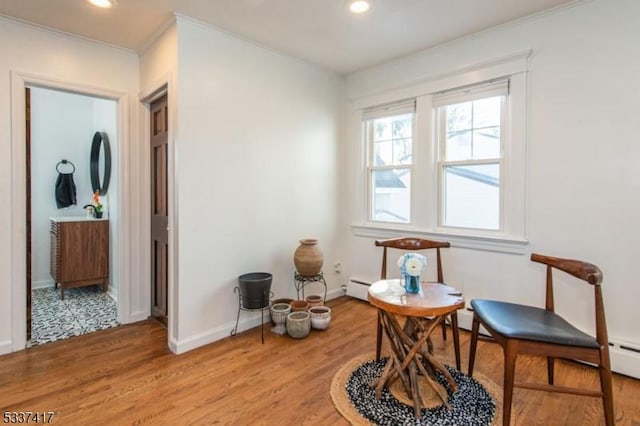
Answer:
top-left (1, 297), bottom-right (638, 425)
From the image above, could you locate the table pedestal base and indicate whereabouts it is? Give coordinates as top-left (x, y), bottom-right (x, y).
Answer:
top-left (373, 310), bottom-right (458, 418)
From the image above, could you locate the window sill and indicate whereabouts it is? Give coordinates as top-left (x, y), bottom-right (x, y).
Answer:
top-left (351, 223), bottom-right (528, 254)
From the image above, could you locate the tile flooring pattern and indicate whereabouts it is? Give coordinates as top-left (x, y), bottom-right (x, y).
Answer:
top-left (31, 286), bottom-right (119, 346)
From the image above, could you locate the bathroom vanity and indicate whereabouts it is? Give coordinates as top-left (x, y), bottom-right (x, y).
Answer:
top-left (50, 217), bottom-right (109, 299)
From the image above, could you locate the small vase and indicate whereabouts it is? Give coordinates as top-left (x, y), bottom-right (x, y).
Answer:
top-left (404, 274), bottom-right (420, 294)
top-left (293, 239), bottom-right (323, 276)
top-left (94, 211), bottom-right (103, 219)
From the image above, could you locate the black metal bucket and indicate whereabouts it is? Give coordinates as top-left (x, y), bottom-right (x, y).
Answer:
top-left (238, 272), bottom-right (272, 309)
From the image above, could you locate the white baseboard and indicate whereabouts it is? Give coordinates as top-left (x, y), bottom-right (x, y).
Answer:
top-left (171, 286), bottom-right (347, 355)
top-left (0, 340), bottom-right (12, 356)
top-left (32, 279), bottom-right (55, 289)
top-left (609, 341), bottom-right (640, 379)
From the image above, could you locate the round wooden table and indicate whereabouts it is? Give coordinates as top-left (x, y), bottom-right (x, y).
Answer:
top-left (368, 279), bottom-right (465, 418)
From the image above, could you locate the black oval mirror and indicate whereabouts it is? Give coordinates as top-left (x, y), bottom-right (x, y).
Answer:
top-left (90, 131), bottom-right (111, 195)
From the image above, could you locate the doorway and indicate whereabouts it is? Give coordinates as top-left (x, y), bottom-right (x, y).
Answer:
top-left (150, 94), bottom-right (168, 327)
top-left (26, 85), bottom-right (120, 345)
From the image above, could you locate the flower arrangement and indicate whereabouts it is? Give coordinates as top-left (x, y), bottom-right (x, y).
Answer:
top-left (92, 191), bottom-right (103, 213)
top-left (397, 253), bottom-right (426, 293)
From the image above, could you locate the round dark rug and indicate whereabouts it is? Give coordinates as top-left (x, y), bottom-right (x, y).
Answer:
top-left (330, 354), bottom-right (501, 426)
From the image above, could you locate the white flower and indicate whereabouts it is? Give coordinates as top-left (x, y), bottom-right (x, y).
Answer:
top-left (397, 253), bottom-right (426, 277)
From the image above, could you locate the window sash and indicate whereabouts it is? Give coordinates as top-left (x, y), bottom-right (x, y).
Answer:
top-left (365, 107), bottom-right (415, 224)
top-left (436, 87), bottom-right (507, 231)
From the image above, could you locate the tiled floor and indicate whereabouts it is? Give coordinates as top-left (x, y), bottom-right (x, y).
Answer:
top-left (31, 286), bottom-right (119, 346)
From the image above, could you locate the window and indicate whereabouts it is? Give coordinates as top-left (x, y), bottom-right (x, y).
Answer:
top-left (352, 52), bottom-right (528, 253)
top-left (435, 80), bottom-right (508, 231)
top-left (364, 100), bottom-right (415, 223)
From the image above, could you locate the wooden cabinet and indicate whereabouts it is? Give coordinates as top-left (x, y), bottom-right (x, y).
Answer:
top-left (50, 218), bottom-right (109, 299)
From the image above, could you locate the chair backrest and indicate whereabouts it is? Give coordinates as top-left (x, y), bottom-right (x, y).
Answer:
top-left (375, 237), bottom-right (450, 281)
top-left (531, 253), bottom-right (608, 346)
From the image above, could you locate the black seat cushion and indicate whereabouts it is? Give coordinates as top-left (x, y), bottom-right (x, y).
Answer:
top-left (471, 299), bottom-right (599, 348)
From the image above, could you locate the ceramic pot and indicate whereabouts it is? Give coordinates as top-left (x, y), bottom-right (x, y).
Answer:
top-left (270, 303), bottom-right (291, 335)
top-left (293, 239), bottom-right (323, 276)
top-left (286, 311), bottom-right (311, 339)
top-left (290, 300), bottom-right (309, 312)
top-left (272, 298), bottom-right (294, 306)
top-left (308, 306), bottom-right (331, 330)
top-left (305, 294), bottom-right (323, 307)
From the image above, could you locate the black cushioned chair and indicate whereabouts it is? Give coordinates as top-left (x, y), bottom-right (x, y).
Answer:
top-left (374, 237), bottom-right (461, 370)
top-left (468, 253), bottom-right (614, 426)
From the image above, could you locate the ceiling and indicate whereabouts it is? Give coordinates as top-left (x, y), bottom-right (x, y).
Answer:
top-left (0, 0), bottom-right (578, 74)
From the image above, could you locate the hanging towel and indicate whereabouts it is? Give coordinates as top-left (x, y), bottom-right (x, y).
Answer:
top-left (55, 173), bottom-right (77, 208)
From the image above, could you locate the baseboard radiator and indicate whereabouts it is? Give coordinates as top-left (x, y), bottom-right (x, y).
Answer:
top-left (345, 277), bottom-right (640, 379)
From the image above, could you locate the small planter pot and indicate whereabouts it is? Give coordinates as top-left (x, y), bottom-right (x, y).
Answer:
top-left (290, 300), bottom-right (309, 312)
top-left (271, 298), bottom-right (294, 324)
top-left (305, 294), bottom-right (323, 307)
top-left (270, 303), bottom-right (291, 335)
top-left (309, 306), bottom-right (331, 330)
top-left (286, 311), bottom-right (311, 339)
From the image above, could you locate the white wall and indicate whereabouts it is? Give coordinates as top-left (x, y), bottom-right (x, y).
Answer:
top-left (344, 0), bottom-right (640, 375)
top-left (171, 17), bottom-right (344, 352)
top-left (30, 88), bottom-right (94, 288)
top-left (0, 16), bottom-right (139, 353)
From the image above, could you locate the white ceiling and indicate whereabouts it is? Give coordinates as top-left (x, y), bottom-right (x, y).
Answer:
top-left (0, 0), bottom-right (578, 74)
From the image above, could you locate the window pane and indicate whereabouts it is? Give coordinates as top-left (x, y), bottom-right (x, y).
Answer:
top-left (472, 127), bottom-right (500, 159)
top-left (473, 96), bottom-right (501, 128)
top-left (443, 164), bottom-right (499, 230)
top-left (446, 102), bottom-right (472, 132)
top-left (446, 130), bottom-right (471, 161)
top-left (371, 169), bottom-right (411, 223)
top-left (373, 117), bottom-right (391, 142)
top-left (392, 114), bottom-right (412, 139)
top-left (374, 140), bottom-right (392, 166)
top-left (371, 113), bottom-right (413, 166)
top-left (393, 137), bottom-right (412, 164)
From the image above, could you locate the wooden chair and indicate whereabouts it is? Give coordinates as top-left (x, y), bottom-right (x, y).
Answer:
top-left (374, 237), bottom-right (461, 370)
top-left (468, 253), bottom-right (614, 426)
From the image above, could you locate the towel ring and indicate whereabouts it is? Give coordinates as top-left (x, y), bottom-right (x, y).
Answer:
top-left (56, 159), bottom-right (76, 174)
top-left (90, 131), bottom-right (111, 195)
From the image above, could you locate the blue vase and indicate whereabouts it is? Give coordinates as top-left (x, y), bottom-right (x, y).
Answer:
top-left (404, 274), bottom-right (420, 294)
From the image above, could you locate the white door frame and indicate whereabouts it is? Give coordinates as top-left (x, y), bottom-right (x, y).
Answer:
top-left (10, 70), bottom-right (134, 351)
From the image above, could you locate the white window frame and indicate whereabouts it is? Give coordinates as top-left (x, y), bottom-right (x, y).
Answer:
top-left (363, 99), bottom-right (416, 224)
top-left (351, 51), bottom-right (530, 254)
top-left (435, 80), bottom-right (508, 233)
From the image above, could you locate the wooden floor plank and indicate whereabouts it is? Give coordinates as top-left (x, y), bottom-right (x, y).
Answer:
top-left (1, 297), bottom-right (638, 425)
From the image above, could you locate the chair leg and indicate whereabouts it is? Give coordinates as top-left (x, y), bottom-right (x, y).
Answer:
top-left (502, 340), bottom-right (518, 426)
top-left (376, 310), bottom-right (383, 361)
top-left (450, 311), bottom-right (461, 371)
top-left (468, 314), bottom-right (480, 376)
top-left (441, 319), bottom-right (447, 341)
top-left (547, 356), bottom-right (555, 385)
top-left (599, 348), bottom-right (615, 426)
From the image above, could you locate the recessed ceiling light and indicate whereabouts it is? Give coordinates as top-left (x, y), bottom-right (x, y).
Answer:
top-left (88, 0), bottom-right (115, 8)
top-left (348, 0), bottom-right (371, 14)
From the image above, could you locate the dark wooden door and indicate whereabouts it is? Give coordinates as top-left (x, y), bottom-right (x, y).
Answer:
top-left (150, 95), bottom-right (168, 326)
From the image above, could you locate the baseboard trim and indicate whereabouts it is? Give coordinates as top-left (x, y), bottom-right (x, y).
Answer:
top-left (171, 287), bottom-right (346, 355)
top-left (32, 279), bottom-right (55, 289)
top-left (0, 340), bottom-right (13, 355)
